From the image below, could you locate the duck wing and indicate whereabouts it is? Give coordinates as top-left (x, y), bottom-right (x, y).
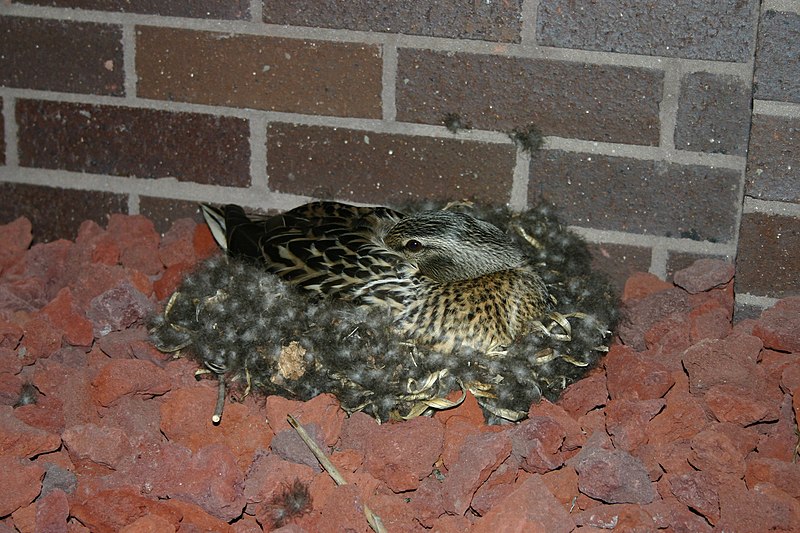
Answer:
top-left (202, 201), bottom-right (408, 299)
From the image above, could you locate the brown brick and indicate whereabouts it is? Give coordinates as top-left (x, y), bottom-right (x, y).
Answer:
top-left (754, 10), bottom-right (800, 103)
top-left (735, 213), bottom-right (800, 298)
top-left (0, 182), bottom-right (127, 243)
top-left (528, 150), bottom-right (741, 242)
top-left (137, 27), bottom-right (382, 118)
top-left (16, 99), bottom-right (250, 186)
top-left (674, 72), bottom-right (752, 156)
top-left (263, 0), bottom-right (523, 43)
top-left (397, 50), bottom-right (662, 146)
top-left (536, 0), bottom-right (759, 62)
top-left (14, 0), bottom-right (248, 19)
top-left (0, 16), bottom-right (123, 96)
top-left (266, 123), bottom-right (516, 205)
top-left (745, 114), bottom-right (799, 203)
top-left (138, 196), bottom-right (205, 235)
top-left (588, 243), bottom-right (652, 294)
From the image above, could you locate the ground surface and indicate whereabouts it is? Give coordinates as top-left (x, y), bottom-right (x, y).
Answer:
top-left (0, 214), bottom-right (798, 532)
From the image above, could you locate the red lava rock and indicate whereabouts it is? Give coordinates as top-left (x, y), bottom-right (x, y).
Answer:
top-left (270, 424), bottom-right (328, 471)
top-left (0, 405), bottom-right (61, 458)
top-left (160, 386), bottom-right (272, 471)
top-left (645, 389), bottom-right (709, 445)
top-left (780, 359), bottom-right (800, 393)
top-left (689, 304), bottom-right (732, 342)
top-left (557, 370), bottom-right (608, 417)
top-left (440, 430), bottom-right (512, 515)
top-left (511, 415), bottom-right (566, 473)
top-left (644, 312), bottom-right (693, 353)
top-left (106, 214), bottom-right (163, 276)
top-left (164, 498), bottom-right (235, 533)
top-left (24, 239), bottom-right (73, 300)
top-left (0, 372), bottom-right (22, 406)
top-left (19, 315), bottom-right (63, 364)
top-left (673, 258), bottom-right (735, 294)
top-left (35, 488), bottom-right (69, 533)
top-left (666, 470), bottom-right (720, 525)
top-left (265, 393), bottom-right (345, 448)
top-left (91, 358), bottom-right (171, 407)
top-left (13, 394), bottom-right (66, 434)
top-left (470, 461), bottom-right (522, 516)
top-left (574, 445), bottom-right (656, 504)
top-left (605, 398), bottom-right (665, 451)
top-left (32, 359), bottom-right (100, 428)
top-left (541, 466), bottom-right (579, 509)
top-left (0, 322), bottom-right (24, 350)
top-left (705, 383), bottom-right (777, 425)
top-left (621, 271), bottom-right (673, 302)
top-left (166, 443), bottom-right (246, 522)
top-left (716, 477), bottom-right (800, 532)
top-left (71, 486), bottom-right (182, 532)
top-left (440, 415), bottom-right (485, 472)
top-left (85, 281), bottom-right (153, 336)
top-left (573, 503), bottom-right (657, 531)
top-left (681, 332), bottom-right (763, 393)
top-left (604, 344), bottom-right (675, 401)
top-left (528, 399), bottom-right (585, 452)
top-left (0, 456), bottom-right (45, 516)
top-left (688, 427), bottom-right (747, 478)
top-left (433, 389), bottom-right (486, 427)
top-left (193, 224), bottom-right (220, 261)
top-left (153, 262), bottom-right (194, 301)
top-left (10, 502), bottom-right (37, 533)
top-left (0, 217), bottom-right (33, 273)
top-left (95, 327), bottom-right (153, 360)
top-left (745, 456), bottom-right (800, 498)
top-left (118, 514), bottom-right (176, 533)
top-left (619, 287), bottom-right (691, 351)
top-left (471, 474), bottom-right (574, 533)
top-left (63, 422), bottom-right (133, 471)
top-left (355, 416), bottom-right (443, 492)
top-left (39, 287), bottom-right (94, 347)
top-left (752, 297), bottom-right (800, 353)
top-left (158, 218), bottom-right (198, 269)
top-left (244, 452), bottom-right (316, 513)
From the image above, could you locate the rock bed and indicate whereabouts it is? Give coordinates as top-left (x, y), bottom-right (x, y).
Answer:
top-left (0, 213), bottom-right (798, 532)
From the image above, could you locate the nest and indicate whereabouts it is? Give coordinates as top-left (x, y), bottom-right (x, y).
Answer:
top-left (149, 203), bottom-right (618, 423)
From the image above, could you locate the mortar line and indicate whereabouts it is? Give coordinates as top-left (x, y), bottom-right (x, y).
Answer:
top-left (381, 35), bottom-right (398, 122)
top-left (658, 59), bottom-right (682, 150)
top-left (568, 225), bottom-right (737, 254)
top-left (649, 247), bottom-right (669, 279)
top-left (743, 197), bottom-right (800, 216)
top-left (127, 192), bottom-right (140, 215)
top-left (122, 23), bottom-right (138, 99)
top-left (508, 149), bottom-right (530, 210)
top-left (761, 0), bottom-right (800, 13)
top-left (248, 0), bottom-right (263, 23)
top-left (250, 114), bottom-right (269, 190)
top-left (736, 292), bottom-right (779, 309)
top-left (2, 96), bottom-right (18, 168)
top-left (519, 0), bottom-right (539, 46)
top-left (753, 100), bottom-right (800, 117)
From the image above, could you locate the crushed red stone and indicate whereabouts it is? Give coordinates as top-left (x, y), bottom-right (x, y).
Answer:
top-left (0, 214), bottom-right (798, 532)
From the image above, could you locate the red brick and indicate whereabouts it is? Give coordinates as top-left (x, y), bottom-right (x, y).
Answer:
top-left (17, 99), bottom-right (250, 186)
top-left (588, 243), bottom-right (652, 294)
top-left (263, 0), bottom-right (523, 43)
top-left (0, 98), bottom-right (4, 165)
top-left (0, 16), bottom-right (123, 95)
top-left (529, 151), bottom-right (741, 241)
top-left (735, 213), bottom-right (800, 298)
top-left (754, 10), bottom-right (800, 103)
top-left (137, 27), bottom-right (382, 118)
top-left (397, 50), bottom-right (662, 146)
top-left (15, 0), bottom-right (248, 19)
top-left (267, 123), bottom-right (516, 205)
top-left (138, 197), bottom-right (204, 235)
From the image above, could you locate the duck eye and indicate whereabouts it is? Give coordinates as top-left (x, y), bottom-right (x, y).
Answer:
top-left (404, 239), bottom-right (423, 252)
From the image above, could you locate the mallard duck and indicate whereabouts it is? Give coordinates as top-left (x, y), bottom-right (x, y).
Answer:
top-left (201, 201), bottom-right (552, 354)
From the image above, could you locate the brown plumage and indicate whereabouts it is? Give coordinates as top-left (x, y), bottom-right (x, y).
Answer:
top-left (201, 201), bottom-right (552, 353)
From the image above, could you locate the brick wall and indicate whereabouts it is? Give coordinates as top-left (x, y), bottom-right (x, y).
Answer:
top-left (0, 1), bottom-right (798, 316)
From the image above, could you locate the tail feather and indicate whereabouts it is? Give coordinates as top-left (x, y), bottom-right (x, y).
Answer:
top-left (200, 204), bottom-right (229, 251)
